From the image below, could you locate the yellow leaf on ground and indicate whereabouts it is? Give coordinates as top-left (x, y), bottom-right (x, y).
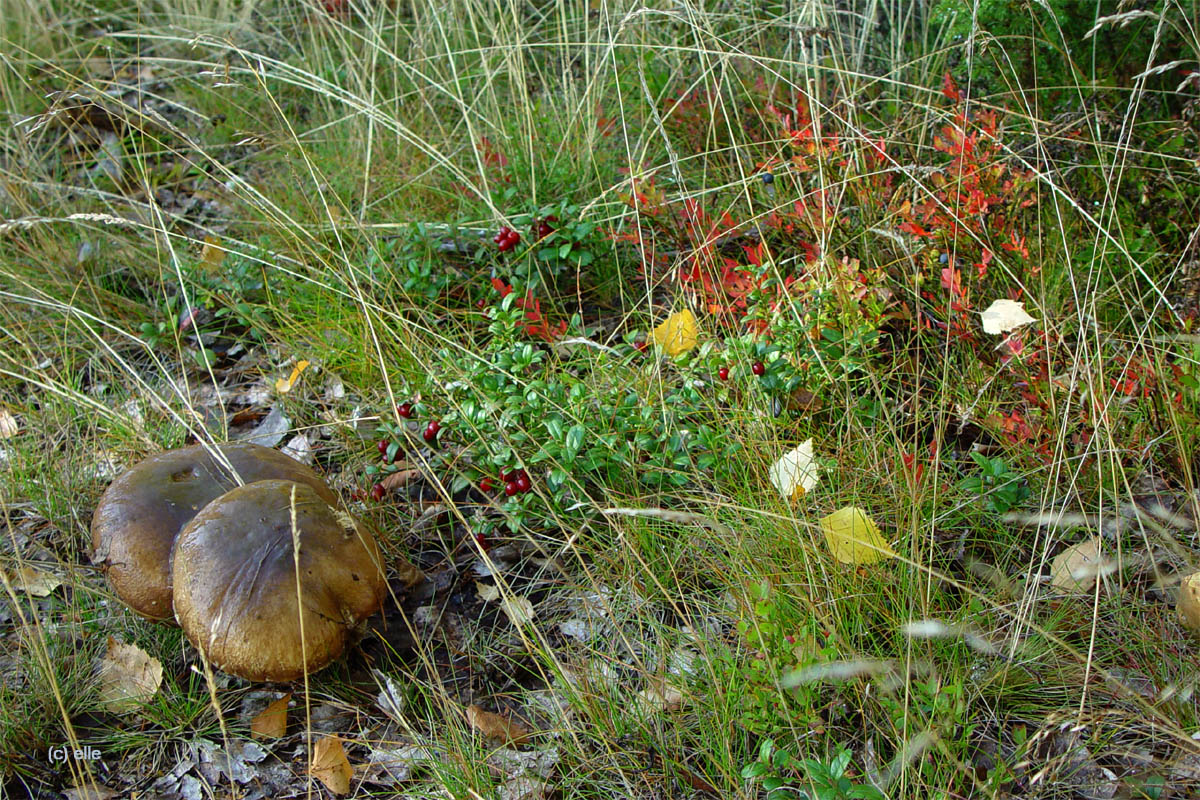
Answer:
top-left (768, 439), bottom-right (819, 502)
top-left (0, 407), bottom-right (18, 439)
top-left (311, 735), bottom-right (353, 795)
top-left (500, 595), bottom-right (536, 626)
top-left (466, 704), bottom-right (532, 745)
top-left (96, 637), bottom-right (162, 713)
top-left (251, 693), bottom-right (291, 739)
top-left (275, 360), bottom-right (310, 393)
top-left (979, 299), bottom-right (1036, 335)
top-left (651, 309), bottom-right (699, 356)
top-left (199, 235), bottom-right (226, 271)
top-left (819, 506), bottom-right (896, 564)
top-left (6, 566), bottom-right (61, 596)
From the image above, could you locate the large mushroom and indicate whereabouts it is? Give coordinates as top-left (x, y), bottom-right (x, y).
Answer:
top-left (171, 479), bottom-right (386, 682)
top-left (91, 443), bottom-right (340, 621)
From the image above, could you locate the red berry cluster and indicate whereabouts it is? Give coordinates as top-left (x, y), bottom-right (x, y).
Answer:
top-left (533, 216), bottom-right (557, 240)
top-left (493, 226), bottom-right (521, 252)
top-left (486, 467), bottom-right (532, 497)
top-left (369, 400), bottom-right (443, 502)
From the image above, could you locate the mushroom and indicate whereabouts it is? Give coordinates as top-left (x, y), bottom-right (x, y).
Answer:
top-left (1178, 571), bottom-right (1200, 636)
top-left (171, 479), bottom-right (385, 681)
top-left (91, 443), bottom-right (340, 621)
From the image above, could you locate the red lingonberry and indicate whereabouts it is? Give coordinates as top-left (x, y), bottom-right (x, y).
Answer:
top-left (515, 474), bottom-right (531, 493)
top-left (397, 402), bottom-right (414, 418)
top-left (718, 367), bottom-right (730, 381)
top-left (504, 481), bottom-right (519, 497)
top-left (423, 420), bottom-right (441, 443)
top-left (500, 468), bottom-right (515, 482)
top-left (751, 360), bottom-right (765, 376)
top-left (634, 341), bottom-right (648, 352)
top-left (377, 438), bottom-right (389, 455)
top-left (370, 483), bottom-right (386, 502)
top-left (480, 477), bottom-right (496, 492)
top-left (475, 532), bottom-right (490, 551)
top-left (494, 226), bottom-right (520, 252)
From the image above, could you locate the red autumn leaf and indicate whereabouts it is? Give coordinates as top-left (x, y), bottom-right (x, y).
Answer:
top-left (898, 220), bottom-right (932, 238)
top-left (942, 72), bottom-right (963, 102)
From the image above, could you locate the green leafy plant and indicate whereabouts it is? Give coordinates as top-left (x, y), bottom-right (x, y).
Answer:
top-left (958, 451), bottom-right (1030, 514)
top-left (742, 740), bottom-right (886, 800)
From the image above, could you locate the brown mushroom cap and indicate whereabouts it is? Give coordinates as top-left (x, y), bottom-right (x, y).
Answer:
top-left (91, 443), bottom-right (340, 621)
top-left (171, 479), bottom-right (385, 682)
top-left (1178, 571), bottom-right (1200, 636)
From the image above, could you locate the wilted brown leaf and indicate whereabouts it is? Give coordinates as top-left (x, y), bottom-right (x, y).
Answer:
top-left (5, 566), bottom-right (61, 596)
top-left (380, 469), bottom-right (421, 491)
top-left (251, 693), bottom-right (290, 740)
top-left (466, 704), bottom-right (532, 746)
top-left (96, 637), bottom-right (162, 713)
top-left (311, 735), bottom-right (353, 795)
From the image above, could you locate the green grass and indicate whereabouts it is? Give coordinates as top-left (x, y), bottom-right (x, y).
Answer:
top-left (2, 0), bottom-right (1199, 797)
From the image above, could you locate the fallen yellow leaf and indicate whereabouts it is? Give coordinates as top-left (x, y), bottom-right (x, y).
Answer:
top-left (199, 235), bottom-right (226, 272)
top-left (5, 566), bottom-right (61, 596)
top-left (275, 360), bottom-right (310, 393)
top-left (652, 309), bottom-right (699, 356)
top-left (0, 407), bottom-right (18, 439)
top-left (979, 299), bottom-right (1036, 335)
top-left (96, 637), bottom-right (162, 713)
top-left (311, 735), bottom-right (353, 795)
top-left (500, 595), bottom-right (536, 626)
top-left (818, 506), bottom-right (896, 565)
top-left (768, 439), bottom-right (819, 502)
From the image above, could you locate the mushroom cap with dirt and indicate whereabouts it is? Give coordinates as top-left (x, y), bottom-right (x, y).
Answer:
top-left (90, 443), bottom-right (341, 621)
top-left (171, 479), bottom-right (386, 682)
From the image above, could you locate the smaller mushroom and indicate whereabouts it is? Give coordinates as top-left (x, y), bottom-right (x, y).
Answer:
top-left (90, 443), bottom-right (340, 621)
top-left (1178, 571), bottom-right (1200, 636)
top-left (172, 479), bottom-right (386, 681)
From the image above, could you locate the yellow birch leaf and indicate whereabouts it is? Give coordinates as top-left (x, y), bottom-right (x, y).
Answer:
top-left (275, 360), bottom-right (310, 393)
top-left (0, 407), bottom-right (18, 438)
top-left (768, 439), bottom-right (819, 502)
top-left (979, 299), bottom-right (1036, 335)
top-left (652, 309), bottom-right (699, 356)
top-left (500, 595), bottom-right (536, 626)
top-left (818, 506), bottom-right (896, 565)
top-left (199, 235), bottom-right (226, 272)
top-left (6, 566), bottom-right (61, 596)
top-left (311, 735), bottom-right (353, 795)
top-left (96, 637), bottom-right (162, 713)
